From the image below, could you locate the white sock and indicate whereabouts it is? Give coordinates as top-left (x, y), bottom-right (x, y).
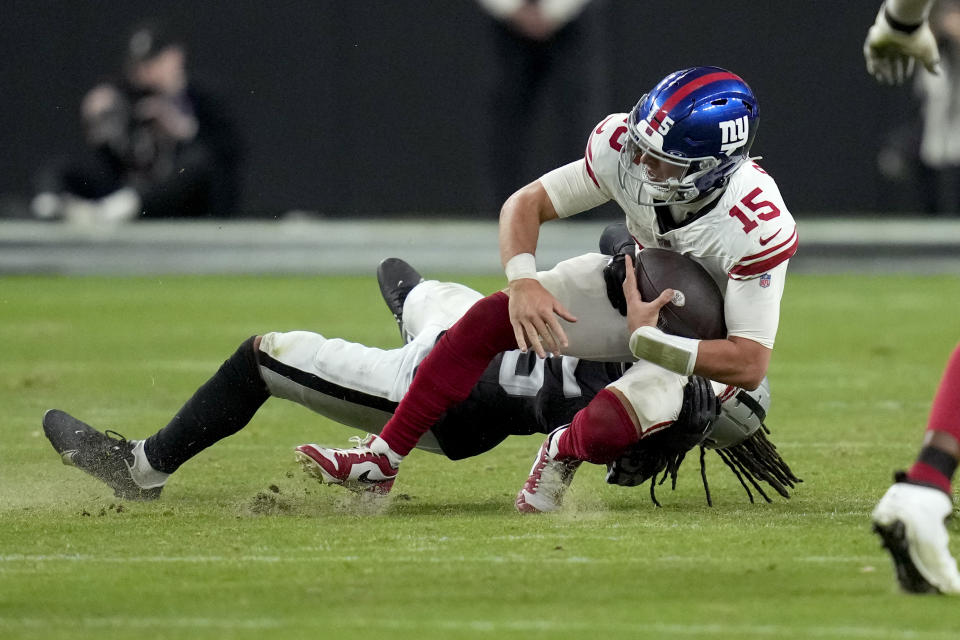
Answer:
top-left (129, 440), bottom-right (171, 489)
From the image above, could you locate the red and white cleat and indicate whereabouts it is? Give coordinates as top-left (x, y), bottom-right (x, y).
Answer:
top-left (516, 426), bottom-right (581, 513)
top-left (296, 434), bottom-right (401, 495)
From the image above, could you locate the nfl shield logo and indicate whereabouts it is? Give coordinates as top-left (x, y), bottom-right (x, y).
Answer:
top-left (759, 273), bottom-right (772, 288)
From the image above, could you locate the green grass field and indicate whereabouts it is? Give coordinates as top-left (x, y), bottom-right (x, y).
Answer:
top-left (2, 272), bottom-right (960, 639)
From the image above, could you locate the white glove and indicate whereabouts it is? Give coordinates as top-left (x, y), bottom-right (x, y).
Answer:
top-left (864, 7), bottom-right (941, 85)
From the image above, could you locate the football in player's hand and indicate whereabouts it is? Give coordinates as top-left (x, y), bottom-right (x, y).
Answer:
top-left (634, 248), bottom-right (726, 340)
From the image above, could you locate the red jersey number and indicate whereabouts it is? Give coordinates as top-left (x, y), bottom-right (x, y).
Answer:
top-left (608, 126), bottom-right (627, 152)
top-left (728, 187), bottom-right (781, 233)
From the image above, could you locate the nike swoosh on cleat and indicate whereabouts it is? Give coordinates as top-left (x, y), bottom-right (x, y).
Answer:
top-left (61, 450), bottom-right (79, 465)
top-left (759, 230), bottom-right (781, 245)
top-left (357, 470), bottom-right (394, 484)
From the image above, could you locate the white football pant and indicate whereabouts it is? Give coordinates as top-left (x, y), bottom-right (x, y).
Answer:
top-left (257, 280), bottom-right (482, 453)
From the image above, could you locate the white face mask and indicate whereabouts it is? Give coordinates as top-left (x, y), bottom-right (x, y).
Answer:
top-left (618, 137), bottom-right (711, 207)
top-left (639, 162), bottom-right (685, 202)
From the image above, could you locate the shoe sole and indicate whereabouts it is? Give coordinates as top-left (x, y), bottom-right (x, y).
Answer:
top-left (295, 449), bottom-right (343, 485)
top-left (514, 431), bottom-right (578, 514)
top-left (376, 258), bottom-right (423, 343)
top-left (515, 491), bottom-right (552, 514)
top-left (295, 449), bottom-right (392, 495)
top-left (872, 520), bottom-right (940, 594)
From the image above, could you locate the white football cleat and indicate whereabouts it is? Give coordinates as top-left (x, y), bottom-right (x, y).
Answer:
top-left (295, 434), bottom-right (401, 495)
top-left (516, 426), bottom-right (581, 513)
top-left (872, 481), bottom-right (960, 594)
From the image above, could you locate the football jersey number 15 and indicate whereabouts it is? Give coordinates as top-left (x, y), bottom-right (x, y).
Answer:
top-left (728, 187), bottom-right (780, 234)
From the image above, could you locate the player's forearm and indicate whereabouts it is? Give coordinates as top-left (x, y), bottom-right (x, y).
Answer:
top-left (627, 329), bottom-right (768, 390)
top-left (693, 337), bottom-right (770, 390)
top-left (498, 180), bottom-right (557, 271)
top-left (499, 203), bottom-right (540, 268)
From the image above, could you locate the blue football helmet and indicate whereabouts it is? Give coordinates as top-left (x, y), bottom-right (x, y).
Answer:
top-left (618, 66), bottom-right (759, 206)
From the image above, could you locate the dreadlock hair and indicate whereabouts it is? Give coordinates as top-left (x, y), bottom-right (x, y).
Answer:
top-left (611, 421), bottom-right (801, 507)
top-left (701, 422), bottom-right (801, 505)
top-left (605, 425), bottom-right (694, 507)
top-left (623, 446), bottom-right (689, 508)
top-left (649, 449), bottom-right (686, 508)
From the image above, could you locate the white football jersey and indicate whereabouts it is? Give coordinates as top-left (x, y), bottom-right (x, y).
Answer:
top-left (540, 113), bottom-right (799, 348)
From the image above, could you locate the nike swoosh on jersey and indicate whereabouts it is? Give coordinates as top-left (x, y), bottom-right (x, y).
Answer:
top-left (759, 230), bottom-right (781, 245)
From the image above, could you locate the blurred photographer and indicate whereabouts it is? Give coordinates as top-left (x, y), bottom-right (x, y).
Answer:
top-left (33, 23), bottom-right (242, 222)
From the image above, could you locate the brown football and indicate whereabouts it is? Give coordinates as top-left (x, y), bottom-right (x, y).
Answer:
top-left (634, 248), bottom-right (726, 340)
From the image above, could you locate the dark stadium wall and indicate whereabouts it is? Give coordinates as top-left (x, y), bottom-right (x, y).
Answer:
top-left (0, 1), bottom-right (916, 218)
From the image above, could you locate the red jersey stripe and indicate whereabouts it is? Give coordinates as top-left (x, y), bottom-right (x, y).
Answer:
top-left (740, 228), bottom-right (798, 262)
top-left (718, 385), bottom-right (738, 403)
top-left (649, 71), bottom-right (740, 129)
top-left (584, 131), bottom-right (600, 187)
top-left (642, 420), bottom-right (674, 437)
top-left (729, 234), bottom-right (799, 278)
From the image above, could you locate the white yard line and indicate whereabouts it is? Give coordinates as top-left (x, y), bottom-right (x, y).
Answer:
top-left (0, 553), bottom-right (882, 565)
top-left (0, 616), bottom-right (954, 639)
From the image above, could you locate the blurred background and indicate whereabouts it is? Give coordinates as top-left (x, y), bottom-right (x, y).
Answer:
top-left (1, 0), bottom-right (958, 274)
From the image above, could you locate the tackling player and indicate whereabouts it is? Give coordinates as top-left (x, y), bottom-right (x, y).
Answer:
top-left (42, 255), bottom-right (793, 505)
top-left (865, 0), bottom-right (960, 596)
top-left (304, 67), bottom-right (799, 514)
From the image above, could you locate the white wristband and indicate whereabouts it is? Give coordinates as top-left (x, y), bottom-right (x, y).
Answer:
top-left (505, 253), bottom-right (537, 282)
top-left (628, 326), bottom-right (700, 376)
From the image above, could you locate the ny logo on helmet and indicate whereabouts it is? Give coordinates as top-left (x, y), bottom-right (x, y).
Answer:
top-left (719, 116), bottom-right (749, 156)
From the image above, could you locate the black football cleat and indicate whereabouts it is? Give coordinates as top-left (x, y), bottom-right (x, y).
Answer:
top-left (873, 520), bottom-right (940, 594)
top-left (376, 257), bottom-right (424, 343)
top-left (598, 222), bottom-right (637, 256)
top-left (42, 409), bottom-right (162, 501)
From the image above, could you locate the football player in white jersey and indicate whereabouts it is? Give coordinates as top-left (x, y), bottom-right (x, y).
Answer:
top-left (864, 0), bottom-right (960, 595)
top-left (303, 67), bottom-right (799, 514)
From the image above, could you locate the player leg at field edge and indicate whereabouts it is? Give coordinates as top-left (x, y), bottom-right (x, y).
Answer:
top-left (873, 344), bottom-right (960, 594)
